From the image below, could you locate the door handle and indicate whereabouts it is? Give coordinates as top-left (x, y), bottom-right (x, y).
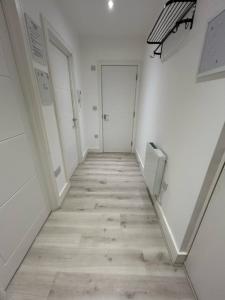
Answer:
top-left (103, 114), bottom-right (110, 121)
top-left (72, 118), bottom-right (78, 128)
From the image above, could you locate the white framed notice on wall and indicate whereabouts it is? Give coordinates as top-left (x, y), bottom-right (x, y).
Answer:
top-left (35, 68), bottom-right (52, 106)
top-left (198, 9), bottom-right (225, 80)
top-left (25, 13), bottom-right (47, 66)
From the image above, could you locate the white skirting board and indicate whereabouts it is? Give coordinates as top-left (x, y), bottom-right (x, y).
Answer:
top-left (154, 201), bottom-right (187, 264)
top-left (58, 182), bottom-right (71, 208)
top-left (135, 150), bottom-right (144, 175)
top-left (135, 148), bottom-right (187, 264)
top-left (82, 149), bottom-right (88, 161)
top-left (88, 148), bottom-right (102, 153)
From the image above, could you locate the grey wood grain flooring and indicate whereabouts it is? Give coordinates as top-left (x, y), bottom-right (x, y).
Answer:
top-left (7, 153), bottom-right (194, 300)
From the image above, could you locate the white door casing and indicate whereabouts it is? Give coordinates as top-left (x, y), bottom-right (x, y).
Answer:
top-left (0, 4), bottom-right (49, 289)
top-left (101, 65), bottom-right (138, 153)
top-left (185, 163), bottom-right (225, 300)
top-left (48, 41), bottom-right (78, 178)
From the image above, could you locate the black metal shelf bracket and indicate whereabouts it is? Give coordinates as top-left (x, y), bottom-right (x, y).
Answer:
top-left (151, 44), bottom-right (163, 58)
top-left (147, 0), bottom-right (197, 58)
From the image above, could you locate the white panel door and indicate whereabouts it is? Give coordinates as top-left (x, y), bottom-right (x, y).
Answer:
top-left (49, 42), bottom-right (78, 178)
top-left (185, 164), bottom-right (225, 300)
top-left (102, 65), bottom-right (137, 153)
top-left (0, 4), bottom-right (49, 289)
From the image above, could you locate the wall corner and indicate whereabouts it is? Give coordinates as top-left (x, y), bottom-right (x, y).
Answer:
top-left (154, 201), bottom-right (188, 265)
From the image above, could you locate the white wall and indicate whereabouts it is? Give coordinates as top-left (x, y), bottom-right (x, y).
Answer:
top-left (80, 36), bottom-right (144, 151)
top-left (135, 0), bottom-right (225, 250)
top-left (20, 0), bottom-right (86, 193)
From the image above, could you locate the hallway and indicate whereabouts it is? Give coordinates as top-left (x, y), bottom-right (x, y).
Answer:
top-left (7, 153), bottom-right (194, 300)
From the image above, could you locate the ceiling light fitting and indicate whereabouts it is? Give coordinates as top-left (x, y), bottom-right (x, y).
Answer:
top-left (108, 0), bottom-right (114, 10)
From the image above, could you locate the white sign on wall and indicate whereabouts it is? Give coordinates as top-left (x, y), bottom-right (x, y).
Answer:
top-left (25, 13), bottom-right (46, 66)
top-left (35, 69), bottom-right (52, 106)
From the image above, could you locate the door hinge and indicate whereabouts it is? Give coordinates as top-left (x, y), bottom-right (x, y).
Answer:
top-left (131, 141), bottom-right (133, 147)
top-left (133, 111), bottom-right (135, 118)
top-left (136, 73), bottom-right (138, 81)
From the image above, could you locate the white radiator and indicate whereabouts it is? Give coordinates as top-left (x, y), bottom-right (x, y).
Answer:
top-left (144, 143), bottom-right (166, 197)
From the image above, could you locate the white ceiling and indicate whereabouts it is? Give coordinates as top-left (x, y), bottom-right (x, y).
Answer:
top-left (56, 0), bottom-right (164, 38)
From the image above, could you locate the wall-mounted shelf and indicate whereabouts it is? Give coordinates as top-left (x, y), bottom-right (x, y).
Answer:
top-left (147, 0), bottom-right (197, 58)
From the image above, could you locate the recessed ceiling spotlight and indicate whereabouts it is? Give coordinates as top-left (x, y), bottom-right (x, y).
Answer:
top-left (108, 0), bottom-right (114, 10)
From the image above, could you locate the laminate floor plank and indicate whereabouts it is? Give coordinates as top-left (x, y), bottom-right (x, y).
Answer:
top-left (70, 182), bottom-right (147, 190)
top-left (7, 153), bottom-right (194, 300)
top-left (61, 197), bottom-right (153, 214)
top-left (7, 270), bottom-right (55, 300)
top-left (47, 272), bottom-right (193, 300)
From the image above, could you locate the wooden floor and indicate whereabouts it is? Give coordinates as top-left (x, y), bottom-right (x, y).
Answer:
top-left (7, 153), bottom-right (194, 300)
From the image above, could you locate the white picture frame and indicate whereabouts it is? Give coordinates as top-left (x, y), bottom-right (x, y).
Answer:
top-left (197, 8), bottom-right (225, 81)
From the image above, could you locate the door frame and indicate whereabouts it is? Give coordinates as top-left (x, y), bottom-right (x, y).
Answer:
top-left (41, 16), bottom-right (83, 174)
top-left (97, 60), bottom-right (141, 153)
top-left (184, 161), bottom-right (225, 300)
top-left (181, 123), bottom-right (225, 255)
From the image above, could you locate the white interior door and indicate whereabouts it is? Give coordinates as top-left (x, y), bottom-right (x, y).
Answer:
top-left (185, 163), bottom-right (225, 300)
top-left (102, 65), bottom-right (137, 153)
top-left (49, 41), bottom-right (78, 178)
top-left (0, 5), bottom-right (49, 289)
